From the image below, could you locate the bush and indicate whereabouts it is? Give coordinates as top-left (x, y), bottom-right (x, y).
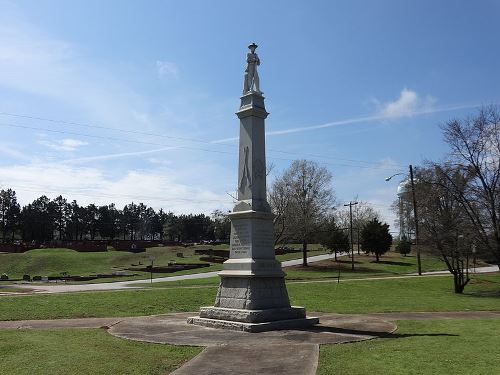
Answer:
top-left (0, 273), bottom-right (8, 280)
top-left (23, 274), bottom-right (31, 281)
top-left (396, 237), bottom-right (412, 256)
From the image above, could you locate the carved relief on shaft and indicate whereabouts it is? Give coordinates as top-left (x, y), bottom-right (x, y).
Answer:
top-left (239, 146), bottom-right (252, 194)
top-left (243, 42), bottom-right (261, 94)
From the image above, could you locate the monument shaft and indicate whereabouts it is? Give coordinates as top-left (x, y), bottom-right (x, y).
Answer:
top-left (187, 44), bottom-right (318, 331)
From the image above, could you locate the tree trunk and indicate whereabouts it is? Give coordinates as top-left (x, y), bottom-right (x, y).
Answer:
top-left (302, 240), bottom-right (308, 267)
top-left (375, 253), bottom-right (379, 262)
top-left (453, 271), bottom-right (470, 294)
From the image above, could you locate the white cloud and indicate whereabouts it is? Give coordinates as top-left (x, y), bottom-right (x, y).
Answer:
top-left (38, 138), bottom-right (89, 151)
top-left (0, 142), bottom-right (31, 160)
top-left (0, 163), bottom-right (232, 214)
top-left (156, 60), bottom-right (179, 79)
top-left (376, 88), bottom-right (437, 118)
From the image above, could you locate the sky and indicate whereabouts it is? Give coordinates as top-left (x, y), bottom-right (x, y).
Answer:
top-left (0, 0), bottom-right (499, 229)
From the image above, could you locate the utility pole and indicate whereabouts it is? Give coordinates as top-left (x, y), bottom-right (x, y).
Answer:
top-left (357, 226), bottom-right (360, 255)
top-left (344, 201), bottom-right (358, 271)
top-left (409, 165), bottom-right (422, 276)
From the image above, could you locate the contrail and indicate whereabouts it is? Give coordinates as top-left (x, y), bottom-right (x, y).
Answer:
top-left (63, 102), bottom-right (483, 163)
top-left (264, 103), bottom-right (481, 137)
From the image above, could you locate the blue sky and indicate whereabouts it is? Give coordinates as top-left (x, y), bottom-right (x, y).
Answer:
top-left (0, 0), bottom-right (499, 227)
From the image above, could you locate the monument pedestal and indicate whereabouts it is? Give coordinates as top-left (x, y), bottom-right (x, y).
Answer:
top-left (187, 46), bottom-right (318, 332)
top-left (187, 209), bottom-right (319, 332)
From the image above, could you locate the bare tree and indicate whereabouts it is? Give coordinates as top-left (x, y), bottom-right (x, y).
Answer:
top-left (270, 160), bottom-right (335, 266)
top-left (438, 106), bottom-right (500, 267)
top-left (268, 177), bottom-right (292, 245)
top-left (416, 166), bottom-right (474, 293)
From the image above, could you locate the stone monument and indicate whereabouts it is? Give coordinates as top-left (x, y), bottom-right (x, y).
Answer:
top-left (187, 43), bottom-right (318, 332)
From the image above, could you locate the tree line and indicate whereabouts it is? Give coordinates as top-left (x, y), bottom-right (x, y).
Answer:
top-left (0, 191), bottom-right (231, 243)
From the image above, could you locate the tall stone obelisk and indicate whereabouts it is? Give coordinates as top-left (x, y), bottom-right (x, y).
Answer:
top-left (188, 43), bottom-right (318, 332)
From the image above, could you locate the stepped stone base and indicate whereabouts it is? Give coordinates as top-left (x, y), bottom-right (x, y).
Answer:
top-left (187, 306), bottom-right (318, 332)
top-left (199, 306), bottom-right (307, 323)
top-left (187, 315), bottom-right (319, 333)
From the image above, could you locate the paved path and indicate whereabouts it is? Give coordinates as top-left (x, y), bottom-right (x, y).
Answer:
top-left (2, 311), bottom-right (499, 375)
top-left (170, 344), bottom-right (319, 375)
top-left (5, 254), bottom-right (497, 294)
top-left (8, 253), bottom-right (342, 294)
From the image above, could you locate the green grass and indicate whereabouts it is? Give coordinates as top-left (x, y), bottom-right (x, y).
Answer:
top-left (288, 273), bottom-right (500, 314)
top-left (0, 328), bottom-right (200, 375)
top-left (0, 244), bottom-right (330, 284)
top-left (284, 252), bottom-right (449, 281)
top-left (0, 246), bottom-right (223, 283)
top-left (318, 318), bottom-right (500, 375)
top-left (135, 276), bottom-right (220, 288)
top-left (0, 274), bottom-right (498, 321)
top-left (132, 251), bottom-right (449, 288)
top-left (0, 286), bottom-right (33, 293)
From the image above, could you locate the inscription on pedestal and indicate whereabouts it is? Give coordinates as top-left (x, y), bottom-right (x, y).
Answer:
top-left (230, 221), bottom-right (251, 257)
top-left (253, 219), bottom-right (274, 250)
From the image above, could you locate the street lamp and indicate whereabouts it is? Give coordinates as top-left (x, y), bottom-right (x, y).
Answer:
top-left (149, 255), bottom-right (156, 285)
top-left (386, 165), bottom-right (422, 276)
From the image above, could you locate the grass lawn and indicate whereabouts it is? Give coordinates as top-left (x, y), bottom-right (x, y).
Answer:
top-left (135, 276), bottom-right (220, 288)
top-left (318, 318), bottom-right (500, 375)
top-left (0, 328), bottom-right (200, 375)
top-left (0, 246), bottom-right (223, 283)
top-left (132, 251), bottom-right (450, 288)
top-left (0, 286), bottom-right (33, 293)
top-left (275, 247), bottom-right (328, 262)
top-left (0, 274), bottom-right (498, 321)
top-left (284, 251), bottom-right (449, 281)
top-left (0, 244), bottom-right (329, 284)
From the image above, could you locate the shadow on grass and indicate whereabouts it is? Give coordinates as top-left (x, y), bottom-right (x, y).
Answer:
top-left (464, 291), bottom-right (500, 298)
top-left (288, 262), bottom-right (388, 274)
top-left (307, 325), bottom-right (458, 339)
top-left (373, 260), bottom-right (413, 267)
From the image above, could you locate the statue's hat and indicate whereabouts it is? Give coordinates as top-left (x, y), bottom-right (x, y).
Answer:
top-left (248, 42), bottom-right (258, 50)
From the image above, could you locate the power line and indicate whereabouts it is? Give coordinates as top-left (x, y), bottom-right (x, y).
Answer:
top-left (0, 111), bottom-right (235, 148)
top-left (0, 111), bottom-right (407, 170)
top-left (0, 122), bottom-right (235, 156)
top-left (0, 121), bottom-right (402, 171)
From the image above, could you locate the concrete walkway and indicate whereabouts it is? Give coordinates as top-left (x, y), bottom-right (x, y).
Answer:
top-left (171, 344), bottom-right (319, 375)
top-left (1, 311), bottom-right (499, 375)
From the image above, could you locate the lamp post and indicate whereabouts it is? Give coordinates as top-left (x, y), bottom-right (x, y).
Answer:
top-left (386, 165), bottom-right (422, 276)
top-left (149, 255), bottom-right (156, 285)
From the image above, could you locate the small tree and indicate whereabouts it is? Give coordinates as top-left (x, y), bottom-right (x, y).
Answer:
top-left (396, 236), bottom-right (412, 256)
top-left (361, 219), bottom-right (392, 262)
top-left (319, 217), bottom-right (350, 261)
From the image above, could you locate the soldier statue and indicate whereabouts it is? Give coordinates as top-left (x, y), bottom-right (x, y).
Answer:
top-left (243, 42), bottom-right (261, 94)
